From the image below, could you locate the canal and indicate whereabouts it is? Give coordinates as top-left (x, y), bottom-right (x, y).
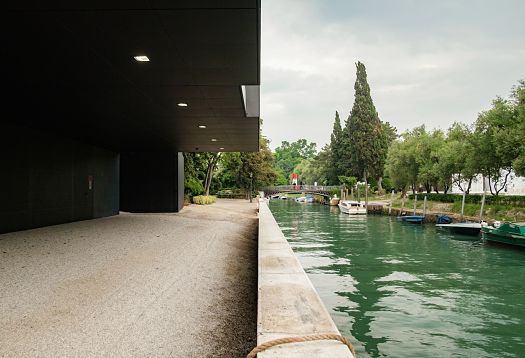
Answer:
top-left (269, 199), bottom-right (525, 357)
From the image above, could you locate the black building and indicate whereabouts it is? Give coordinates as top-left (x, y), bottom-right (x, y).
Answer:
top-left (1, 1), bottom-right (261, 233)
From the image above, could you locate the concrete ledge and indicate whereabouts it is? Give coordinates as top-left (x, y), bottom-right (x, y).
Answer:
top-left (257, 201), bottom-right (354, 357)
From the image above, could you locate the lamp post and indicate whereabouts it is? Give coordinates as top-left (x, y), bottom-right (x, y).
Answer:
top-left (249, 172), bottom-right (253, 203)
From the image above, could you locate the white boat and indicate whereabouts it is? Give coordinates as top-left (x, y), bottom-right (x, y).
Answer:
top-left (305, 194), bottom-right (314, 203)
top-left (295, 196), bottom-right (306, 202)
top-left (338, 200), bottom-right (367, 215)
top-left (329, 195), bottom-right (340, 206)
top-left (279, 195), bottom-right (288, 200)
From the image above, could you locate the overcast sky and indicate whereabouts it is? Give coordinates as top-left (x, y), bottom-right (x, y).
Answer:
top-left (260, 0), bottom-right (525, 150)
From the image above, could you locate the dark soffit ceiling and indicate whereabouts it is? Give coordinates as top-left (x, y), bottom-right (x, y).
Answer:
top-left (3, 1), bottom-right (261, 152)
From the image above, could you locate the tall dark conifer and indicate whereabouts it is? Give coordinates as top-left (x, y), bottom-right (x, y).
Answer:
top-left (328, 111), bottom-right (344, 184)
top-left (344, 61), bottom-right (385, 179)
top-left (343, 62), bottom-right (386, 209)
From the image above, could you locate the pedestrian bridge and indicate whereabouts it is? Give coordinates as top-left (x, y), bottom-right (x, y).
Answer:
top-left (262, 185), bottom-right (341, 198)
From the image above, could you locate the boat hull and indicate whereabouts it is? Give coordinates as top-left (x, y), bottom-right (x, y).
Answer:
top-left (397, 215), bottom-right (425, 223)
top-left (482, 230), bottom-right (525, 247)
top-left (436, 223), bottom-right (481, 236)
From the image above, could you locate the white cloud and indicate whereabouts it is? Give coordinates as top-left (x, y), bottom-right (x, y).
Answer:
top-left (261, 0), bottom-right (525, 149)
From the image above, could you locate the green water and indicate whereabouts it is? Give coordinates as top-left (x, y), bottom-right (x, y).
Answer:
top-left (269, 200), bottom-right (525, 357)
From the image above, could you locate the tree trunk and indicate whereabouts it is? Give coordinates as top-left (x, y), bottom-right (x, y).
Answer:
top-left (204, 153), bottom-right (221, 196)
top-left (377, 176), bottom-right (383, 192)
top-left (364, 170), bottom-right (368, 214)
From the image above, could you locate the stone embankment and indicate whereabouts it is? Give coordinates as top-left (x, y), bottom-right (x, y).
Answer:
top-left (256, 200), bottom-right (354, 357)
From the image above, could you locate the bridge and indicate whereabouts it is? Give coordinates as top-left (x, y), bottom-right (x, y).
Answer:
top-left (262, 185), bottom-right (342, 198)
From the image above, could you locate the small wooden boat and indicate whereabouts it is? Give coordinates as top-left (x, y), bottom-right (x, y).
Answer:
top-left (481, 222), bottom-right (525, 247)
top-left (329, 195), bottom-right (340, 206)
top-left (397, 215), bottom-right (425, 223)
top-left (338, 200), bottom-right (366, 215)
top-left (436, 222), bottom-right (482, 236)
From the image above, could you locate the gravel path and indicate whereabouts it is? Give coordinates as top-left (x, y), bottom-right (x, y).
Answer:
top-left (0, 199), bottom-right (258, 357)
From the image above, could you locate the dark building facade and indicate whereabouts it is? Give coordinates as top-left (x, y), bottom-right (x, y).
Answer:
top-left (1, 1), bottom-right (261, 233)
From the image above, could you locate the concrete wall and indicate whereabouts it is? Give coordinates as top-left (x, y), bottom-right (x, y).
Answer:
top-left (257, 201), bottom-right (354, 357)
top-left (0, 122), bottom-right (119, 234)
top-left (120, 151), bottom-right (184, 213)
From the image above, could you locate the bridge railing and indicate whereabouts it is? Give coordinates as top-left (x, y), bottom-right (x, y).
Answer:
top-left (262, 185), bottom-right (342, 194)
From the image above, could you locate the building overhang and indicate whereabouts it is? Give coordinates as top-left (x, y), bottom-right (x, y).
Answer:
top-left (3, 1), bottom-right (261, 152)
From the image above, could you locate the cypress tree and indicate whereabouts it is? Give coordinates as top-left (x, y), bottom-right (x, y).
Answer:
top-left (344, 61), bottom-right (385, 179)
top-left (328, 111), bottom-right (344, 184)
top-left (344, 62), bottom-right (386, 209)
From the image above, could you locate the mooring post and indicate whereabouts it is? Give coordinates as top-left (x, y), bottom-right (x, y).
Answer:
top-left (401, 195), bottom-right (405, 213)
top-left (479, 190), bottom-right (486, 222)
top-left (460, 191), bottom-right (466, 221)
top-left (413, 194), bottom-right (417, 215)
top-left (423, 196), bottom-right (427, 216)
top-left (389, 190), bottom-right (394, 214)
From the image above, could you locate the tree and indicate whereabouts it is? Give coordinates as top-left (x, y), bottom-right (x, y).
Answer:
top-left (474, 97), bottom-right (518, 195)
top-left (328, 111), bottom-right (344, 185)
top-left (273, 139), bottom-right (317, 181)
top-left (219, 135), bottom-right (277, 195)
top-left (203, 153), bottom-right (222, 196)
top-left (385, 131), bottom-right (419, 195)
top-left (343, 61), bottom-right (388, 207)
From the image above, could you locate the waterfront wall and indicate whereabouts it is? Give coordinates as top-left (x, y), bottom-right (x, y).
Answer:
top-left (257, 200), bottom-right (354, 357)
top-left (367, 205), bottom-right (486, 224)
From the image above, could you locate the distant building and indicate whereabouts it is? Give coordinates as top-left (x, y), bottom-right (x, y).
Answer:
top-left (450, 172), bottom-right (525, 195)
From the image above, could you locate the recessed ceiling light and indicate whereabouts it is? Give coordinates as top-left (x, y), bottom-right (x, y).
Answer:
top-left (198, 125), bottom-right (206, 129)
top-left (134, 55), bottom-right (149, 62)
top-left (211, 138), bottom-right (217, 142)
top-left (177, 103), bottom-right (188, 107)
top-left (219, 147), bottom-right (225, 150)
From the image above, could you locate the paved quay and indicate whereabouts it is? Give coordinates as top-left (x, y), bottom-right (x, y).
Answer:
top-left (0, 199), bottom-right (258, 357)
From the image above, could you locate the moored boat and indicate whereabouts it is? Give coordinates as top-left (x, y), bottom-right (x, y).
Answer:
top-left (481, 222), bottom-right (525, 247)
top-left (338, 200), bottom-right (366, 215)
top-left (436, 222), bottom-right (483, 236)
top-left (329, 195), bottom-right (340, 206)
top-left (397, 215), bottom-right (425, 223)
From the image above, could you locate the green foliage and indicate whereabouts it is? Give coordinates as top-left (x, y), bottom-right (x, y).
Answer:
top-left (192, 195), bottom-right (217, 205)
top-left (342, 61), bottom-right (388, 180)
top-left (218, 135), bottom-right (278, 192)
top-left (338, 175), bottom-right (357, 189)
top-left (273, 139), bottom-right (317, 181)
top-left (184, 177), bottom-right (204, 196)
top-left (407, 193), bottom-right (525, 206)
top-left (328, 111), bottom-right (345, 184)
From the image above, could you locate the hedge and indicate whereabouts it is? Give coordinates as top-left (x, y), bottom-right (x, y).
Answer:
top-left (407, 193), bottom-right (525, 206)
top-left (192, 195), bottom-right (217, 205)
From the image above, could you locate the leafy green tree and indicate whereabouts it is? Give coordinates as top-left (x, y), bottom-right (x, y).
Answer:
top-left (443, 123), bottom-right (478, 193)
top-left (474, 97), bottom-right (518, 195)
top-left (273, 139), bottom-right (317, 181)
top-left (219, 135), bottom-right (277, 194)
top-left (385, 129), bottom-right (420, 195)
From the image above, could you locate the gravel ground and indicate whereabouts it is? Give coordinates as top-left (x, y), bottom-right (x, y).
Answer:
top-left (0, 199), bottom-right (258, 357)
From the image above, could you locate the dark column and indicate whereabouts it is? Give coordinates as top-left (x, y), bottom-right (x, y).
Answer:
top-left (120, 151), bottom-right (184, 213)
top-left (0, 122), bottom-right (120, 234)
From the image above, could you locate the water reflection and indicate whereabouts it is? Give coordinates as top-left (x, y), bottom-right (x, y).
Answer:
top-left (269, 200), bottom-right (525, 357)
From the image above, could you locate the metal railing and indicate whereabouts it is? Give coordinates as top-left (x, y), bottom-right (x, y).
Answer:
top-left (262, 185), bottom-right (341, 195)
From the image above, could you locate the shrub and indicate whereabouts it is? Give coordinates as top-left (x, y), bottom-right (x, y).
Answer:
top-left (185, 177), bottom-right (204, 196)
top-left (192, 195), bottom-right (217, 205)
top-left (408, 193), bottom-right (525, 206)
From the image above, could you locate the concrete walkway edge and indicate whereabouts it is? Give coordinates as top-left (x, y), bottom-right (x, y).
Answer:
top-left (257, 200), bottom-right (354, 357)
